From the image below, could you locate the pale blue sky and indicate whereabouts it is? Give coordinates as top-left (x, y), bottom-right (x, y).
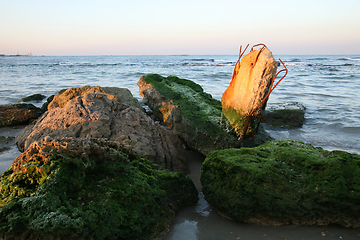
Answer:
top-left (1, 0), bottom-right (359, 55)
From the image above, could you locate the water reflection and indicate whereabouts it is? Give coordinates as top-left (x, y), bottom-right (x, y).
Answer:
top-left (195, 193), bottom-right (211, 217)
top-left (165, 220), bottom-right (199, 240)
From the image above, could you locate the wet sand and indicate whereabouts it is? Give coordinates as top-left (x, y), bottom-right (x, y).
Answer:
top-left (162, 150), bottom-right (360, 240)
top-left (1, 128), bottom-right (360, 240)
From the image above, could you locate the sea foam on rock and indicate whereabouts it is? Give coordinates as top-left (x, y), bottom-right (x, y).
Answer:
top-left (200, 140), bottom-right (360, 227)
top-left (0, 137), bottom-right (198, 240)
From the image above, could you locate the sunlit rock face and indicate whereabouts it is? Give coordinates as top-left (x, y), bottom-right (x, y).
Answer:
top-left (15, 92), bottom-right (188, 174)
top-left (221, 47), bottom-right (278, 140)
top-left (47, 85), bottom-right (144, 112)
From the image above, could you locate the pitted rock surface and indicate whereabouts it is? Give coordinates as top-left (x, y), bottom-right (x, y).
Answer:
top-left (16, 92), bottom-right (188, 173)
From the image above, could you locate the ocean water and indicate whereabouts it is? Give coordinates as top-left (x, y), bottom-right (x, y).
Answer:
top-left (1, 54), bottom-right (359, 154)
top-left (1, 54), bottom-right (360, 239)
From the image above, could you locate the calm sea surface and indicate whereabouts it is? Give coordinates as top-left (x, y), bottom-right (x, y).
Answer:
top-left (0, 54), bottom-right (359, 154)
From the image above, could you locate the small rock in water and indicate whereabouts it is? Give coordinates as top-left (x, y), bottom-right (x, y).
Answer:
top-left (0, 104), bottom-right (42, 127)
top-left (262, 102), bottom-right (306, 128)
top-left (19, 94), bottom-right (46, 102)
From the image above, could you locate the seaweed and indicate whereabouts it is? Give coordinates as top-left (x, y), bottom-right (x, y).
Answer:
top-left (0, 139), bottom-right (198, 239)
top-left (200, 140), bottom-right (360, 226)
top-left (141, 74), bottom-right (239, 148)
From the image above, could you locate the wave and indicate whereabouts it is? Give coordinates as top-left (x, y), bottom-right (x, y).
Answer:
top-left (284, 63), bottom-right (308, 67)
top-left (308, 57), bottom-right (329, 61)
top-left (284, 63), bottom-right (359, 67)
top-left (283, 58), bottom-right (302, 63)
top-left (181, 62), bottom-right (233, 67)
top-left (49, 62), bottom-right (123, 68)
top-left (186, 58), bottom-right (215, 62)
top-left (338, 57), bottom-right (360, 61)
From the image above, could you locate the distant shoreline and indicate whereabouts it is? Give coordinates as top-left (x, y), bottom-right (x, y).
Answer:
top-left (0, 54), bottom-right (32, 57)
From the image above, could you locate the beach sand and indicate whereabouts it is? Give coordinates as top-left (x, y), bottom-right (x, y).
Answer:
top-left (1, 128), bottom-right (360, 240)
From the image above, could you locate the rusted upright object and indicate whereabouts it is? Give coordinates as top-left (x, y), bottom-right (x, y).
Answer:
top-left (221, 44), bottom-right (287, 141)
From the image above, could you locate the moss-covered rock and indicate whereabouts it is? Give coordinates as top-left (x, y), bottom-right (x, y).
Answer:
top-left (262, 102), bottom-right (306, 128)
top-left (200, 140), bottom-right (360, 227)
top-left (40, 95), bottom-right (55, 113)
top-left (138, 74), bottom-right (273, 155)
top-left (0, 137), bottom-right (198, 240)
top-left (19, 94), bottom-right (46, 102)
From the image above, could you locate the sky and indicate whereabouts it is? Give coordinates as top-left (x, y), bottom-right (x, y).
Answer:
top-left (1, 0), bottom-right (359, 56)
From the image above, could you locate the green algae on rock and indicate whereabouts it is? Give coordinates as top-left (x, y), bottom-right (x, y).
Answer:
top-left (262, 102), bottom-right (306, 128)
top-left (137, 74), bottom-right (273, 155)
top-left (0, 137), bottom-right (198, 240)
top-left (19, 94), bottom-right (46, 102)
top-left (200, 140), bottom-right (360, 227)
top-left (139, 74), bottom-right (252, 155)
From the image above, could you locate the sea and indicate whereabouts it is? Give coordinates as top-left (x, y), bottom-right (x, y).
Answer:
top-left (1, 54), bottom-right (360, 239)
top-left (1, 54), bottom-right (359, 154)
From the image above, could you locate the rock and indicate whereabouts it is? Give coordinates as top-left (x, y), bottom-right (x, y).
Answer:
top-left (19, 93), bottom-right (46, 102)
top-left (47, 86), bottom-right (144, 111)
top-left (221, 47), bottom-right (278, 140)
top-left (0, 137), bottom-right (198, 240)
top-left (262, 102), bottom-right (306, 127)
top-left (40, 95), bottom-right (55, 113)
top-left (201, 140), bottom-right (360, 227)
top-left (0, 104), bottom-right (42, 127)
top-left (138, 74), bottom-right (240, 156)
top-left (15, 92), bottom-right (188, 174)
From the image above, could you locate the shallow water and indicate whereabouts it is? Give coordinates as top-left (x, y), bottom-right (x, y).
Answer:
top-left (1, 54), bottom-right (360, 239)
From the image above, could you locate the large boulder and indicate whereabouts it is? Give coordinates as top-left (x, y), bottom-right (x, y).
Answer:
top-left (221, 47), bottom-right (278, 140)
top-left (0, 104), bottom-right (42, 127)
top-left (0, 137), bottom-right (198, 240)
top-left (47, 86), bottom-right (144, 112)
top-left (201, 140), bottom-right (360, 227)
top-left (137, 74), bottom-right (273, 155)
top-left (15, 92), bottom-right (188, 174)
